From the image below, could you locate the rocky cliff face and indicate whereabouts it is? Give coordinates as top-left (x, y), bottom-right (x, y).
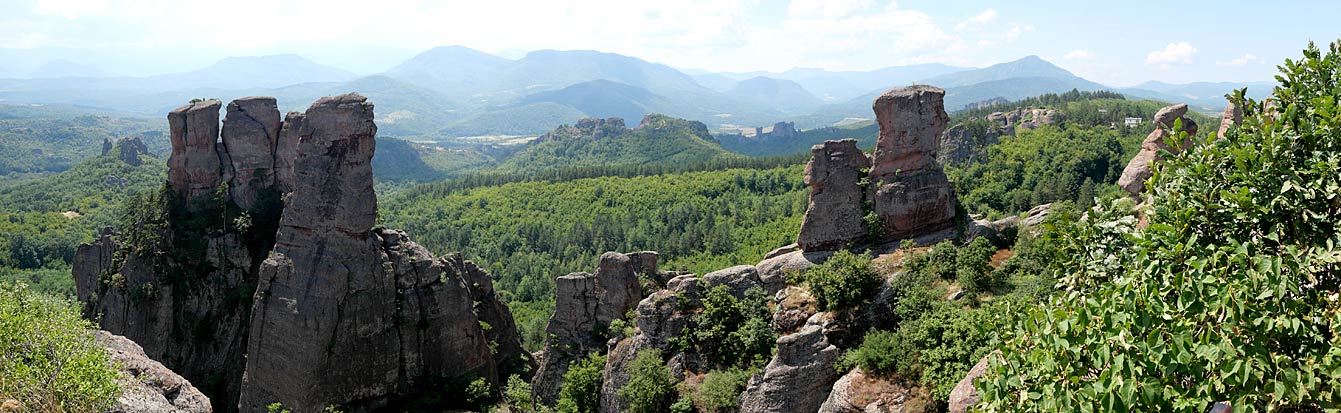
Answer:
top-left (75, 93), bottom-right (528, 412)
top-left (868, 86), bottom-right (959, 242)
top-left (797, 139), bottom-right (871, 252)
top-left (1116, 103), bottom-right (1199, 196)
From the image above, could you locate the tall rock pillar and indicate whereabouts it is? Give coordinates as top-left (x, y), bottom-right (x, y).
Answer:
top-left (867, 85), bottom-right (958, 241)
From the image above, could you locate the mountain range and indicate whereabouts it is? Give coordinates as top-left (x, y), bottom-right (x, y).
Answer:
top-left (0, 46), bottom-right (1271, 138)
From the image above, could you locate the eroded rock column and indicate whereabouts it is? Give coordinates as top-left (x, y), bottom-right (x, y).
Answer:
top-left (1116, 103), bottom-right (1199, 197)
top-left (168, 100), bottom-right (223, 203)
top-left (220, 97), bottom-right (282, 210)
top-left (868, 85), bottom-right (958, 241)
top-left (797, 139), bottom-right (871, 252)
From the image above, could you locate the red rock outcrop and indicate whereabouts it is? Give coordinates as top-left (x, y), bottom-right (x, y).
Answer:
top-left (868, 85), bottom-right (958, 241)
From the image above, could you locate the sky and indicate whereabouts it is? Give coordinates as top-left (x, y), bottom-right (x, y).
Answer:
top-left (0, 0), bottom-right (1337, 86)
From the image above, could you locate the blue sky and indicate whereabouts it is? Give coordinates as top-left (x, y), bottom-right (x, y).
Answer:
top-left (1, 0), bottom-right (1336, 86)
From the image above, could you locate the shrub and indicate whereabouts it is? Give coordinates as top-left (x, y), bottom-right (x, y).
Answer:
top-left (839, 303), bottom-right (1005, 402)
top-left (683, 285), bottom-right (775, 370)
top-left (502, 374), bottom-right (535, 412)
top-left (805, 250), bottom-right (880, 311)
top-left (557, 353), bottom-right (605, 413)
top-left (693, 368), bottom-right (751, 413)
top-left (0, 282), bottom-right (121, 412)
top-left (837, 329), bottom-right (912, 377)
top-left (618, 349), bottom-right (676, 413)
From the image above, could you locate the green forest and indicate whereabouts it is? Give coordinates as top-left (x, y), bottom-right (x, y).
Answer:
top-left (379, 164), bottom-right (810, 349)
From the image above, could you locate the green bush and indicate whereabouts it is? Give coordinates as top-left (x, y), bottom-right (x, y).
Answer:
top-left (693, 368), bottom-right (751, 413)
top-left (0, 282), bottom-right (121, 412)
top-left (804, 250), bottom-right (881, 311)
top-left (556, 353), bottom-right (605, 413)
top-left (502, 374), bottom-right (535, 412)
top-left (681, 285), bottom-right (776, 370)
top-left (618, 349), bottom-right (676, 413)
top-left (840, 302), bottom-right (1006, 402)
top-left (979, 41), bottom-right (1341, 412)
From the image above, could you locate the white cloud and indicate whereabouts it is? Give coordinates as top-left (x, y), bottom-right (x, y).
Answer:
top-left (955, 8), bottom-right (997, 30)
top-left (1063, 49), bottom-right (1096, 60)
top-left (1218, 53), bottom-right (1260, 66)
top-left (1146, 42), bottom-right (1198, 65)
top-left (1004, 24), bottom-right (1033, 42)
top-left (787, 0), bottom-right (875, 18)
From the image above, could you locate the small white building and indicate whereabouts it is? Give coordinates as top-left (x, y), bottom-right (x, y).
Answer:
top-left (1124, 117), bottom-right (1143, 127)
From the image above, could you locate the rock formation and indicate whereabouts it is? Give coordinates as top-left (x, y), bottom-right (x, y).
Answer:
top-left (739, 316), bottom-right (843, 413)
top-left (76, 94), bottom-right (528, 412)
top-left (167, 100), bottom-right (224, 203)
top-left (819, 368), bottom-right (928, 413)
top-left (868, 85), bottom-right (958, 241)
top-left (97, 331), bottom-right (213, 413)
top-left (598, 273), bottom-right (704, 413)
top-left (220, 97), bottom-right (283, 210)
top-left (939, 107), bottom-right (1061, 166)
top-left (1217, 101), bottom-right (1242, 138)
top-left (797, 139), bottom-right (872, 252)
top-left (1116, 103), bottom-right (1199, 196)
top-left (540, 117), bottom-right (630, 141)
top-left (102, 137), bottom-right (150, 165)
top-left (532, 251), bottom-right (654, 404)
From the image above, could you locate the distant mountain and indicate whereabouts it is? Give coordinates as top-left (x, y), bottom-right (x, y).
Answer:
top-left (383, 46), bottom-right (512, 100)
top-left (28, 59), bottom-right (113, 78)
top-left (724, 77), bottom-right (823, 113)
top-left (497, 114), bottom-right (738, 174)
top-left (500, 50), bottom-right (712, 98)
top-left (518, 79), bottom-right (667, 122)
top-left (690, 72), bottom-right (741, 92)
top-left (777, 64), bottom-right (966, 101)
top-left (158, 54), bottom-right (358, 89)
top-left (920, 56), bottom-right (1088, 89)
top-left (1118, 81), bottom-right (1274, 113)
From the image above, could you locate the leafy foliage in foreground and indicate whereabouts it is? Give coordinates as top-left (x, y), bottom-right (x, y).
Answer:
top-left (979, 41), bottom-right (1341, 412)
top-left (0, 283), bottom-right (121, 412)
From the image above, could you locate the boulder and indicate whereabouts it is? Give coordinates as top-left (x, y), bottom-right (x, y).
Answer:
top-left (532, 252), bottom-right (653, 405)
top-left (755, 249), bottom-right (833, 294)
top-left (97, 331), bottom-right (212, 413)
top-left (947, 352), bottom-right (996, 413)
top-left (702, 265), bottom-right (764, 297)
top-left (797, 139), bottom-right (872, 252)
top-left (869, 86), bottom-right (958, 241)
top-left (738, 319), bottom-right (843, 413)
top-left (1117, 104), bottom-right (1199, 197)
top-left (819, 368), bottom-right (928, 413)
top-left (167, 100), bottom-right (223, 202)
top-left (220, 97), bottom-right (282, 210)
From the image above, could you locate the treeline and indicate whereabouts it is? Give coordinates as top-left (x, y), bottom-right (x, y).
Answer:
top-left (952, 89), bottom-right (1127, 121)
top-left (399, 153), bottom-right (807, 200)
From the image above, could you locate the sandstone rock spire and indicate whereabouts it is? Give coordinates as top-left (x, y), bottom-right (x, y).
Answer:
top-left (1116, 103), bottom-right (1199, 196)
top-left (867, 85), bottom-right (958, 241)
top-left (167, 99), bottom-right (223, 202)
top-left (797, 139), bottom-right (871, 252)
top-left (220, 96), bottom-right (282, 210)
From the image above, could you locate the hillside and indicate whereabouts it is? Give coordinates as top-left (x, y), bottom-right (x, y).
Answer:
top-left (496, 114), bottom-right (741, 174)
top-left (517, 79), bottom-right (668, 122)
top-left (0, 104), bottom-right (164, 176)
top-left (724, 76), bottom-right (823, 112)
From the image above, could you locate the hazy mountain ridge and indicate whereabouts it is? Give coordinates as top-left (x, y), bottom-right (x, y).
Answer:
top-left (0, 46), bottom-right (1267, 140)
